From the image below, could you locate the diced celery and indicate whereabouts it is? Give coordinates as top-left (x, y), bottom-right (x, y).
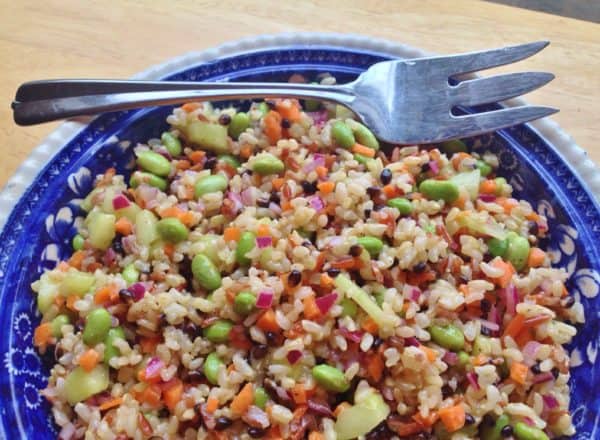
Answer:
top-left (115, 202), bottom-right (142, 223)
top-left (450, 169), bottom-right (481, 200)
top-left (335, 105), bottom-right (355, 120)
top-left (185, 120), bottom-right (229, 154)
top-left (135, 209), bottom-right (159, 246)
top-left (101, 187), bottom-right (119, 214)
top-left (35, 272), bottom-right (60, 314)
top-left (458, 213), bottom-right (507, 240)
top-left (59, 270), bottom-right (95, 297)
top-left (85, 210), bottom-right (116, 250)
top-left (473, 335), bottom-right (492, 356)
top-left (193, 234), bottom-right (220, 263)
top-left (64, 365), bottom-right (109, 404)
top-left (81, 187), bottom-right (102, 212)
top-left (334, 388), bottom-right (390, 440)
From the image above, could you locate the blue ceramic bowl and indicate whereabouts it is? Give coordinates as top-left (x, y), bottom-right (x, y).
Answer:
top-left (0, 35), bottom-right (598, 438)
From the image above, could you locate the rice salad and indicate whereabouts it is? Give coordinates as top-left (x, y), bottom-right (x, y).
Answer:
top-left (31, 75), bottom-right (583, 440)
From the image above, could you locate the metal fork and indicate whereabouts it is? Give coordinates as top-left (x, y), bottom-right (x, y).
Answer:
top-left (12, 41), bottom-right (557, 144)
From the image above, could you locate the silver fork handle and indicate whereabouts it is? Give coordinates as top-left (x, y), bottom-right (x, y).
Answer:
top-left (12, 80), bottom-right (356, 125)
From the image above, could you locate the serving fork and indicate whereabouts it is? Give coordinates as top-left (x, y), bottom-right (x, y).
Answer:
top-left (12, 41), bottom-right (556, 145)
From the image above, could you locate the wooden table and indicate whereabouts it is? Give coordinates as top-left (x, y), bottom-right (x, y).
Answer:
top-left (1, 0), bottom-right (598, 188)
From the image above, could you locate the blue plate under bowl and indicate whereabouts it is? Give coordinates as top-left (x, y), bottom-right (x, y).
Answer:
top-left (0, 34), bottom-right (598, 438)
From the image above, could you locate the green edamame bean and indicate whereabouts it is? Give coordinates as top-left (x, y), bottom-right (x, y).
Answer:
top-left (488, 237), bottom-right (508, 258)
top-left (122, 263), bottom-right (140, 285)
top-left (419, 179), bottom-right (460, 203)
top-left (234, 291), bottom-right (256, 315)
top-left (353, 122), bottom-right (379, 151)
top-left (312, 364), bottom-right (350, 392)
top-left (195, 174), bottom-right (228, 198)
top-left (129, 171), bottom-right (167, 191)
top-left (82, 308), bottom-right (112, 346)
top-left (136, 150), bottom-right (171, 177)
top-left (440, 139), bottom-right (468, 154)
top-left (203, 352), bottom-right (223, 385)
top-left (218, 154), bottom-right (241, 169)
top-left (357, 236), bottom-right (383, 256)
top-left (505, 232), bottom-right (530, 271)
top-left (204, 319), bottom-right (233, 343)
top-left (340, 298), bottom-right (358, 318)
top-left (103, 327), bottom-right (125, 364)
top-left (479, 413), bottom-right (510, 440)
top-left (156, 217), bottom-right (189, 243)
top-left (428, 324), bottom-right (465, 351)
top-left (51, 314), bottom-right (70, 338)
top-left (513, 422), bottom-right (549, 440)
top-left (236, 231), bottom-right (256, 266)
top-left (192, 254), bottom-right (222, 291)
top-left (161, 132), bottom-right (182, 157)
top-left (386, 197), bottom-right (413, 215)
top-left (251, 154), bottom-right (285, 176)
top-left (257, 102), bottom-right (269, 116)
top-left (331, 121), bottom-right (355, 149)
top-left (457, 350), bottom-right (470, 367)
top-left (476, 160), bottom-right (492, 177)
top-left (72, 234), bottom-right (84, 251)
top-left (228, 112), bottom-right (251, 139)
top-left (354, 154), bottom-right (371, 165)
top-left (254, 386), bottom-right (269, 409)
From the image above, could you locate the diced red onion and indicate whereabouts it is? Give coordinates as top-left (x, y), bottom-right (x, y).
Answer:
top-left (309, 196), bottom-right (325, 212)
top-left (268, 202), bottom-right (282, 215)
top-left (302, 153), bottom-right (327, 173)
top-left (315, 292), bottom-right (338, 315)
top-left (479, 319), bottom-right (500, 332)
top-left (466, 372), bottom-right (480, 390)
top-left (307, 398), bottom-right (334, 417)
top-left (523, 417), bottom-right (535, 427)
top-left (145, 357), bottom-right (164, 379)
top-left (488, 305), bottom-right (500, 325)
top-left (226, 191), bottom-right (243, 214)
top-left (307, 110), bottom-right (329, 128)
top-left (137, 184), bottom-right (159, 203)
top-left (410, 288), bottom-right (421, 301)
top-left (286, 350), bottom-right (302, 365)
top-left (122, 235), bottom-right (139, 253)
top-left (479, 193), bottom-right (497, 202)
top-left (338, 327), bottom-right (363, 343)
top-left (241, 187), bottom-right (258, 206)
top-left (103, 247), bottom-right (117, 266)
top-left (156, 146), bottom-right (172, 161)
top-left (242, 405), bottom-right (270, 429)
top-left (404, 337), bottom-right (420, 347)
top-left (256, 236), bottom-right (272, 249)
top-left (429, 160), bottom-right (440, 175)
top-left (532, 372), bottom-right (554, 384)
top-left (112, 194), bottom-right (131, 210)
top-left (127, 282), bottom-right (146, 301)
top-left (327, 236), bottom-right (344, 248)
top-left (501, 284), bottom-right (517, 315)
top-left (542, 394), bottom-right (559, 410)
top-left (442, 351), bottom-right (458, 366)
top-left (256, 291), bottom-right (273, 309)
top-left (522, 341), bottom-right (542, 366)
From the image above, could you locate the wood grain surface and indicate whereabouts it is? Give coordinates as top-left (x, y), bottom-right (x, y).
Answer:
top-left (1, 0), bottom-right (598, 188)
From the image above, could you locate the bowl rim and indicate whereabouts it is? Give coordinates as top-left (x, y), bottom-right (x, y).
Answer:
top-left (1, 32), bottom-right (598, 230)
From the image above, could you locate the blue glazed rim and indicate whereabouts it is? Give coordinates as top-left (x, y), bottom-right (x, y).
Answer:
top-left (0, 34), bottom-right (598, 438)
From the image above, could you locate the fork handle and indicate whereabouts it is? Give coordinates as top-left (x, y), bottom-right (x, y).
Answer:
top-left (12, 80), bottom-right (356, 125)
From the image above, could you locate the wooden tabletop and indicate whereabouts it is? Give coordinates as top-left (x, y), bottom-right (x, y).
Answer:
top-left (1, 0), bottom-right (599, 189)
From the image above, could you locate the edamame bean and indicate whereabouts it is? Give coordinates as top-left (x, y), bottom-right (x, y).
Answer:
top-left (251, 154), bottom-right (285, 175)
top-left (340, 298), bottom-right (358, 318)
top-left (386, 197), bottom-right (413, 215)
top-left (419, 179), bottom-right (459, 203)
top-left (354, 154), bottom-right (371, 165)
top-left (218, 154), bottom-right (241, 169)
top-left (103, 327), bottom-right (125, 364)
top-left (156, 217), bottom-right (189, 243)
top-left (428, 324), bottom-right (465, 351)
top-left (192, 254), bottom-right (222, 291)
top-left (505, 232), bottom-right (530, 271)
top-left (234, 291), bottom-right (256, 315)
top-left (228, 112), bottom-right (250, 139)
top-left (82, 308), bottom-right (112, 346)
top-left (121, 263), bottom-right (139, 285)
top-left (129, 171), bottom-right (167, 191)
top-left (331, 121), bottom-right (355, 149)
top-left (457, 351), bottom-right (470, 367)
top-left (254, 386), bottom-right (269, 409)
top-left (51, 314), bottom-right (70, 338)
top-left (236, 231), bottom-right (256, 266)
top-left (136, 150), bottom-right (171, 177)
top-left (357, 236), bottom-right (383, 256)
top-left (440, 139), bottom-right (468, 154)
top-left (257, 102), bottom-right (269, 116)
top-left (161, 132), bottom-right (182, 157)
top-left (480, 414), bottom-right (511, 440)
top-left (488, 237), bottom-right (508, 258)
top-left (476, 159), bottom-right (492, 177)
top-left (203, 352), bottom-right (223, 385)
top-left (195, 174), bottom-right (228, 198)
top-left (513, 422), bottom-right (549, 440)
top-left (72, 234), bottom-right (84, 251)
top-left (353, 122), bottom-right (379, 151)
top-left (204, 320), bottom-right (233, 343)
top-left (312, 364), bottom-right (350, 392)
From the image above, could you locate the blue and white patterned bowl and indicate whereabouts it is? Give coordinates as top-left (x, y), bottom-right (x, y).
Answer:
top-left (0, 34), bottom-right (599, 438)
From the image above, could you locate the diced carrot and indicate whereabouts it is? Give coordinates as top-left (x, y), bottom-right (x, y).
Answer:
top-left (413, 410), bottom-right (439, 428)
top-left (33, 323), bottom-right (52, 347)
top-left (176, 159), bottom-right (191, 170)
top-left (453, 193), bottom-right (468, 209)
top-left (280, 200), bottom-right (292, 211)
top-left (361, 317), bottom-right (379, 334)
top-left (68, 250), bottom-right (86, 269)
top-left (163, 379), bottom-right (183, 412)
top-left (139, 336), bottom-right (161, 354)
top-left (231, 383), bottom-right (254, 415)
top-left (497, 197), bottom-right (519, 214)
top-left (490, 258), bottom-right (515, 288)
top-left (523, 314), bottom-right (551, 328)
top-left (79, 349), bottom-right (100, 372)
top-left (420, 346), bottom-right (437, 362)
top-left (224, 226), bottom-right (241, 242)
top-left (240, 144), bottom-right (253, 159)
top-left (87, 262), bottom-right (103, 273)
top-left (480, 179), bottom-right (497, 194)
top-left (394, 421), bottom-right (423, 436)
top-left (257, 223), bottom-right (271, 237)
top-left (94, 285), bottom-right (116, 305)
top-left (515, 328), bottom-right (534, 347)
top-left (139, 384), bottom-right (162, 407)
top-left (275, 99), bottom-right (302, 122)
top-left (503, 313), bottom-right (525, 339)
top-left (188, 150), bottom-right (205, 164)
top-left (320, 273), bottom-right (334, 289)
top-left (160, 206), bottom-right (184, 219)
top-left (382, 184), bottom-right (400, 199)
top-left (315, 166), bottom-right (328, 179)
top-left (303, 295), bottom-right (321, 320)
top-left (510, 361), bottom-right (529, 385)
top-left (330, 257), bottom-right (356, 270)
top-left (264, 110), bottom-right (283, 144)
top-left (314, 252), bottom-right (326, 272)
top-left (115, 217), bottom-right (133, 236)
top-left (308, 432), bottom-right (324, 440)
top-left (256, 309), bottom-right (280, 332)
top-left (352, 143), bottom-right (376, 158)
top-left (473, 354), bottom-right (489, 366)
top-left (53, 295), bottom-right (65, 308)
top-left (291, 384), bottom-right (307, 405)
top-left (334, 402), bottom-right (351, 418)
top-left (526, 212), bottom-right (541, 222)
top-left (527, 247), bottom-right (546, 268)
top-left (451, 152), bottom-right (471, 170)
top-left (317, 181), bottom-right (335, 194)
top-left (66, 294), bottom-right (79, 311)
top-left (182, 102), bottom-right (201, 112)
top-left (99, 397), bottom-right (123, 411)
top-left (367, 352), bottom-right (384, 382)
top-left (438, 404), bottom-right (466, 432)
top-left (272, 177), bottom-right (285, 191)
top-left (179, 211), bottom-right (196, 227)
top-left (206, 396), bottom-right (219, 413)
